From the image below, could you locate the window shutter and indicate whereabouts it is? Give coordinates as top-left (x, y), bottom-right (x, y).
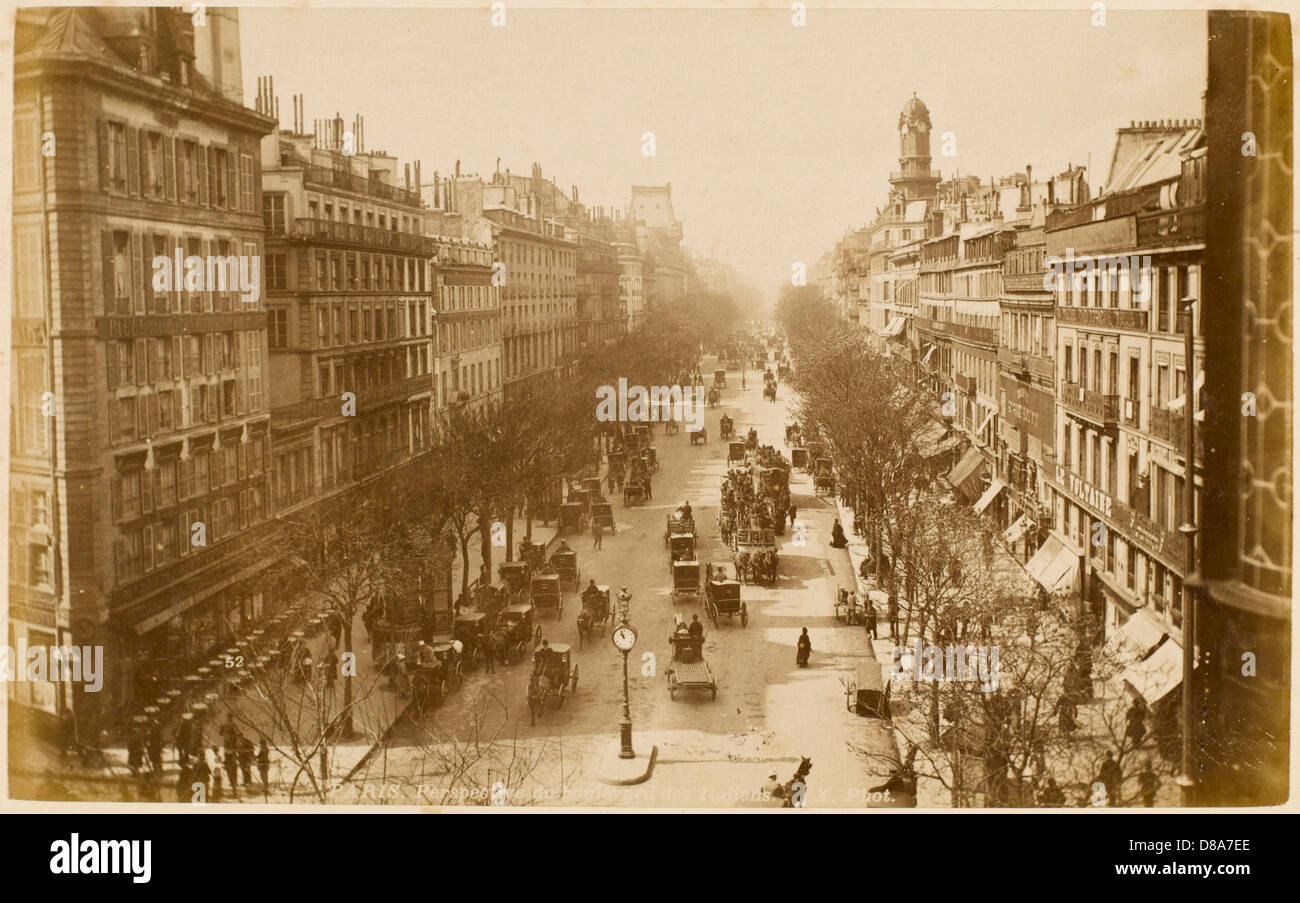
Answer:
top-left (108, 402), bottom-right (120, 445)
top-left (179, 512), bottom-right (189, 556)
top-left (130, 231), bottom-right (144, 313)
top-left (139, 131), bottom-right (152, 195)
top-left (228, 151), bottom-right (238, 210)
top-left (141, 467), bottom-right (153, 513)
top-left (199, 145), bottom-right (209, 206)
top-left (111, 475), bottom-right (122, 522)
top-left (98, 120), bottom-right (110, 190)
top-left (101, 231), bottom-right (116, 313)
top-left (126, 127), bottom-right (140, 195)
top-left (164, 136), bottom-right (176, 201)
top-left (179, 457), bottom-right (190, 500)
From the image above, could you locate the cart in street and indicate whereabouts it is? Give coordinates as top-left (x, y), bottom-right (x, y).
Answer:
top-left (528, 642), bottom-right (577, 725)
top-left (530, 572), bottom-right (563, 620)
top-left (689, 425), bottom-right (708, 445)
top-left (492, 603), bottom-right (540, 664)
top-left (667, 631), bottom-right (716, 700)
top-left (704, 562), bottom-right (748, 627)
top-left (728, 441), bottom-right (746, 465)
top-left (559, 502), bottom-right (588, 536)
top-left (591, 500), bottom-right (616, 534)
top-left (577, 584), bottom-right (610, 648)
top-left (671, 559), bottom-right (701, 603)
top-left (714, 368), bottom-right (727, 389)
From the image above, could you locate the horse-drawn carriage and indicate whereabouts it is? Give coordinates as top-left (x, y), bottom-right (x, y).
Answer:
top-left (550, 547), bottom-right (580, 590)
top-left (719, 415), bottom-right (735, 440)
top-left (530, 572), bottom-right (563, 620)
top-left (559, 501), bottom-right (589, 536)
top-left (527, 642), bottom-right (577, 725)
top-left (763, 383), bottom-right (777, 403)
top-left (498, 561), bottom-right (530, 599)
top-left (607, 449), bottom-right (627, 480)
top-left (493, 603), bottom-right (540, 664)
top-left (671, 559), bottom-right (701, 603)
top-left (728, 441), bottom-right (747, 465)
top-left (791, 447), bottom-right (809, 470)
top-left (689, 425), bottom-right (708, 444)
top-left (744, 428), bottom-right (759, 451)
top-left (668, 533), bottom-right (697, 565)
top-left (706, 387), bottom-right (721, 407)
top-left (813, 457), bottom-right (836, 497)
top-left (713, 368), bottom-right (727, 389)
top-left (519, 540), bottom-right (547, 573)
top-left (454, 610), bottom-right (494, 670)
top-left (704, 563), bottom-right (748, 627)
top-left (667, 630), bottom-right (716, 700)
top-left (623, 479), bottom-right (649, 506)
top-left (665, 507), bottom-right (696, 542)
top-left (576, 584), bottom-right (611, 648)
top-left (642, 447), bottom-right (658, 474)
top-left (410, 640), bottom-right (460, 711)
top-left (591, 500), bottom-right (616, 534)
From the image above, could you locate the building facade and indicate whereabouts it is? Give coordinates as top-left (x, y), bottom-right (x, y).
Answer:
top-left (12, 7), bottom-right (276, 726)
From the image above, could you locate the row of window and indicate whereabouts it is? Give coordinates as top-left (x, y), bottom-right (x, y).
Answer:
top-left (114, 488), bottom-right (267, 583)
top-left (102, 230), bottom-right (263, 316)
top-left (9, 484), bottom-right (53, 592)
top-left (108, 330), bottom-right (264, 390)
top-left (1061, 342), bottom-right (1199, 413)
top-left (99, 120), bottom-right (256, 213)
top-left (1056, 423), bottom-right (1192, 533)
top-left (113, 438), bottom-right (269, 526)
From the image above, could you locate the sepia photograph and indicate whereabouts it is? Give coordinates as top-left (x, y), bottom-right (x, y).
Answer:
top-left (2, 0), bottom-right (1293, 829)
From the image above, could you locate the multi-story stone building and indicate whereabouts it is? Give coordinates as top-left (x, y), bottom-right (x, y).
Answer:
top-left (615, 239), bottom-right (646, 332)
top-left (631, 184), bottom-right (687, 308)
top-left (446, 163), bottom-right (578, 401)
top-left (12, 7), bottom-right (276, 727)
top-left (571, 219), bottom-right (626, 349)
top-left (1040, 122), bottom-right (1206, 741)
top-left (259, 103), bottom-right (437, 516)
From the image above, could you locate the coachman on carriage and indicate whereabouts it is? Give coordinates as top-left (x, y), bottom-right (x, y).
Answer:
top-left (527, 642), bottom-right (576, 725)
top-left (720, 414), bottom-right (735, 440)
top-left (576, 583), bottom-right (611, 648)
top-left (492, 603), bottom-right (539, 664)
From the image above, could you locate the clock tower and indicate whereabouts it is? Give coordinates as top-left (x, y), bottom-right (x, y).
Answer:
top-left (890, 93), bottom-right (941, 201)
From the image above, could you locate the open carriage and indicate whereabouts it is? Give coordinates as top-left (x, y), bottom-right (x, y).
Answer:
top-left (576, 584), bottom-right (611, 648)
top-left (667, 630), bottom-right (716, 700)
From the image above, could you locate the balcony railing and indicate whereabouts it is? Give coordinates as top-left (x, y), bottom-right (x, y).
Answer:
top-left (947, 322), bottom-right (999, 347)
top-left (997, 346), bottom-right (1055, 381)
top-left (281, 218), bottom-right (437, 255)
top-left (1136, 205), bottom-right (1205, 248)
top-left (303, 164), bottom-right (422, 207)
top-left (1061, 381), bottom-right (1118, 426)
top-left (272, 374), bottom-right (434, 426)
top-left (1055, 305), bottom-right (1150, 331)
top-left (1150, 405), bottom-right (1204, 458)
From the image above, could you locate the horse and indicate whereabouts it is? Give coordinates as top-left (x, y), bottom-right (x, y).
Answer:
top-left (527, 671), bottom-right (555, 726)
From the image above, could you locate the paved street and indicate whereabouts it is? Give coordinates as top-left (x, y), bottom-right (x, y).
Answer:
top-left (356, 357), bottom-right (903, 808)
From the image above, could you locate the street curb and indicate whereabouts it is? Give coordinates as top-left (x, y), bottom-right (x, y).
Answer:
top-left (597, 743), bottom-right (658, 785)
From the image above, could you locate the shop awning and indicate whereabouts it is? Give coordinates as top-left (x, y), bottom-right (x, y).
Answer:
top-left (1003, 514), bottom-right (1031, 545)
top-left (1103, 610), bottom-right (1168, 665)
top-left (946, 446), bottom-right (986, 500)
top-left (1024, 533), bottom-right (1080, 593)
top-left (973, 478), bottom-right (1007, 515)
top-left (876, 316), bottom-right (906, 338)
top-left (1122, 638), bottom-right (1183, 704)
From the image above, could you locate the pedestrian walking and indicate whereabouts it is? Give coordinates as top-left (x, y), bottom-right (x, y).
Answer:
top-left (256, 738), bottom-right (270, 795)
top-left (787, 503), bottom-right (797, 526)
top-left (211, 749), bottom-right (224, 801)
top-left (481, 629), bottom-right (497, 674)
top-left (225, 744), bottom-right (240, 798)
top-left (237, 733), bottom-right (254, 786)
top-left (865, 604), bottom-right (878, 640)
top-left (193, 753), bottom-right (211, 802)
top-left (323, 649), bottom-right (339, 692)
top-left (887, 597), bottom-right (900, 639)
top-left (1096, 753), bottom-right (1123, 806)
top-left (1056, 693), bottom-right (1078, 735)
top-left (1139, 762), bottom-right (1159, 807)
top-left (592, 517), bottom-right (604, 550)
top-left (147, 719), bottom-right (164, 774)
top-left (175, 713), bottom-right (194, 764)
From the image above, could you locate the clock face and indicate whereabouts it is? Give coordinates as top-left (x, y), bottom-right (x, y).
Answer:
top-left (612, 626), bottom-right (637, 651)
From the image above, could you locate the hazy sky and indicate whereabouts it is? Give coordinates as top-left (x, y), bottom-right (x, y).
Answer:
top-left (241, 7), bottom-right (1206, 301)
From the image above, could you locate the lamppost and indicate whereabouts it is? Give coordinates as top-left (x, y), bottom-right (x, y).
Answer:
top-left (611, 620), bottom-right (638, 759)
top-left (1176, 293), bottom-right (1199, 807)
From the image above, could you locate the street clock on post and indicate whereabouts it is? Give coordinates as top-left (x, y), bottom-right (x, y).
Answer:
top-left (612, 623), bottom-right (637, 652)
